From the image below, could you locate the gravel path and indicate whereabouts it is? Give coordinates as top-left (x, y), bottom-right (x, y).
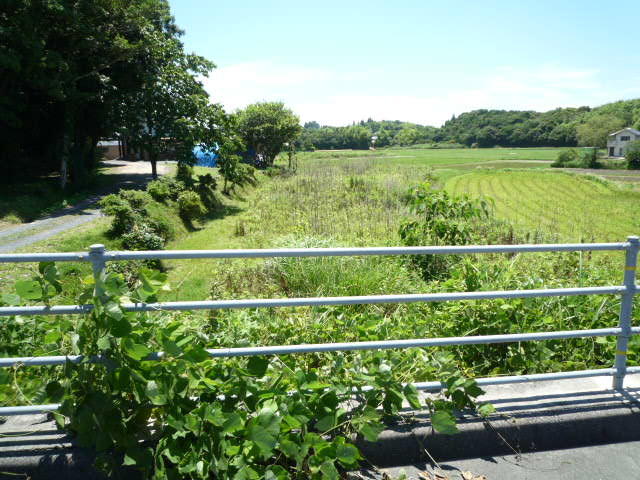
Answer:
top-left (0, 160), bottom-right (171, 253)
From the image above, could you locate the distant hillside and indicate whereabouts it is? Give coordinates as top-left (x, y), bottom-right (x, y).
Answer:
top-left (297, 99), bottom-right (640, 150)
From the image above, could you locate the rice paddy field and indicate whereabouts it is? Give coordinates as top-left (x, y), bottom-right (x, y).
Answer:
top-left (446, 170), bottom-right (640, 242)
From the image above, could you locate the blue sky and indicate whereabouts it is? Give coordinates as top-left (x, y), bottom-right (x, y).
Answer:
top-left (170, 0), bottom-right (640, 126)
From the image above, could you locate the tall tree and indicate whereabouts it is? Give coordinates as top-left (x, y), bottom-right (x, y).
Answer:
top-left (236, 102), bottom-right (301, 167)
top-left (119, 29), bottom-right (214, 178)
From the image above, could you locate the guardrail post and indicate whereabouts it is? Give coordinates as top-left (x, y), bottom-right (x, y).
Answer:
top-left (613, 236), bottom-right (639, 389)
top-left (89, 244), bottom-right (107, 298)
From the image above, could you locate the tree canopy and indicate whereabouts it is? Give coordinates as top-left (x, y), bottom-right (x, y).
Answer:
top-left (0, 0), bottom-right (224, 187)
top-left (296, 99), bottom-right (640, 150)
top-left (235, 102), bottom-right (301, 167)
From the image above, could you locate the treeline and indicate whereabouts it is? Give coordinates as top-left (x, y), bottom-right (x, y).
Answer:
top-left (298, 99), bottom-right (640, 150)
top-left (298, 120), bottom-right (438, 150)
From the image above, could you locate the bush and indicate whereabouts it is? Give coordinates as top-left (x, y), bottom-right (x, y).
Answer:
top-left (552, 148), bottom-right (599, 169)
top-left (627, 141), bottom-right (640, 170)
top-left (177, 190), bottom-right (205, 222)
top-left (121, 223), bottom-right (165, 250)
top-left (579, 148), bottom-right (599, 168)
top-left (551, 149), bottom-right (579, 167)
top-left (399, 182), bottom-right (491, 280)
top-left (117, 189), bottom-right (150, 213)
top-left (176, 163), bottom-right (194, 186)
top-left (147, 177), bottom-right (186, 203)
top-left (99, 194), bottom-right (137, 235)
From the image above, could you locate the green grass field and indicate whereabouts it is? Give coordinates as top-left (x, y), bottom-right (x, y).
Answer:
top-left (447, 170), bottom-right (640, 242)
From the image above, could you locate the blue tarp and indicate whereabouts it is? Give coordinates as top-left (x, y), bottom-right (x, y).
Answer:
top-left (193, 146), bottom-right (218, 167)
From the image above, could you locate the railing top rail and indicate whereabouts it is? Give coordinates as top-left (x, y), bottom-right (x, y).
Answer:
top-left (0, 285), bottom-right (625, 317)
top-left (0, 241), bottom-right (632, 263)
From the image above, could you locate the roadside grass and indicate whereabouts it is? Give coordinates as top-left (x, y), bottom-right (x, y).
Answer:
top-left (446, 170), bottom-right (640, 242)
top-left (4, 147), bottom-right (640, 410)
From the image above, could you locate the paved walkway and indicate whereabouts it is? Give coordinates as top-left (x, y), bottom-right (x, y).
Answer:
top-left (0, 160), bottom-right (171, 253)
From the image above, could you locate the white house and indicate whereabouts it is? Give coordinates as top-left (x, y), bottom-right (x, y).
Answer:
top-left (607, 127), bottom-right (640, 157)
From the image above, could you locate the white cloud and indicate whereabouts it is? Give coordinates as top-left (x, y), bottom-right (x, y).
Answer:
top-left (202, 61), bottom-right (613, 127)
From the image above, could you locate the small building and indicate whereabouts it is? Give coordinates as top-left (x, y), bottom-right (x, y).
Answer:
top-left (97, 140), bottom-right (122, 160)
top-left (607, 128), bottom-right (640, 157)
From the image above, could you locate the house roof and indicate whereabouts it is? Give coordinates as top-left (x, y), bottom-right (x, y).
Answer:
top-left (608, 127), bottom-right (640, 137)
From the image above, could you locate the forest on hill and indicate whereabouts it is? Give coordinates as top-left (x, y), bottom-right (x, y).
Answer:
top-left (298, 98), bottom-right (640, 150)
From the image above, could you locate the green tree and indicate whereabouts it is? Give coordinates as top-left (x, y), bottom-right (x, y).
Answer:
top-left (576, 114), bottom-right (626, 148)
top-left (236, 102), bottom-right (302, 167)
top-left (626, 141), bottom-right (640, 170)
top-left (393, 127), bottom-right (421, 146)
top-left (119, 30), bottom-right (214, 179)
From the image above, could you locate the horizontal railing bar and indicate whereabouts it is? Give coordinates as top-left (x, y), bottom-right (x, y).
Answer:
top-left (0, 252), bottom-right (90, 263)
top-left (0, 404), bottom-right (60, 416)
top-left (3, 366), bottom-right (639, 416)
top-left (199, 327), bottom-right (637, 358)
top-left (4, 327), bottom-right (636, 367)
top-left (0, 286), bottom-right (625, 317)
top-left (0, 242), bottom-right (629, 264)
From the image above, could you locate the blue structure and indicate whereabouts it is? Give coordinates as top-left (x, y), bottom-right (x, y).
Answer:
top-left (193, 146), bottom-right (218, 168)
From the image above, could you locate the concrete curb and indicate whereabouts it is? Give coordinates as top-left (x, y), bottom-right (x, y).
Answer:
top-left (2, 376), bottom-right (640, 478)
top-left (357, 376), bottom-right (640, 467)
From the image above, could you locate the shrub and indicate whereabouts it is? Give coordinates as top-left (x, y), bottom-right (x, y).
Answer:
top-left (399, 182), bottom-right (491, 280)
top-left (176, 162), bottom-right (194, 186)
top-left (121, 223), bottom-right (165, 250)
top-left (551, 149), bottom-right (578, 167)
top-left (627, 141), bottom-right (640, 170)
top-left (99, 194), bottom-right (137, 235)
top-left (579, 147), bottom-right (598, 168)
top-left (117, 189), bottom-right (150, 213)
top-left (177, 190), bottom-right (205, 222)
top-left (147, 177), bottom-right (186, 203)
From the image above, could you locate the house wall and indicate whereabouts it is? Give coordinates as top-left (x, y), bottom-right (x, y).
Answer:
top-left (606, 130), bottom-right (640, 157)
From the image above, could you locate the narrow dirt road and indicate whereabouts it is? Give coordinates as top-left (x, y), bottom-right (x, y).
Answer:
top-left (0, 160), bottom-right (171, 253)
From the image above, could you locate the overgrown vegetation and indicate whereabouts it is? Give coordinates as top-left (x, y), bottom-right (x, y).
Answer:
top-left (2, 153), bottom-right (639, 477)
top-left (551, 147), bottom-right (599, 168)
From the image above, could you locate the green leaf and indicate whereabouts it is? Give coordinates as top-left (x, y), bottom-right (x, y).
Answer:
top-left (146, 380), bottom-right (168, 406)
top-left (15, 280), bottom-right (43, 300)
top-left (97, 336), bottom-right (111, 350)
top-left (222, 412), bottom-right (243, 434)
top-left (44, 331), bottom-right (62, 344)
top-left (122, 338), bottom-right (151, 361)
top-left (1, 293), bottom-right (20, 305)
top-left (319, 459), bottom-right (339, 480)
top-left (431, 409), bottom-right (458, 435)
top-left (246, 356), bottom-right (269, 377)
top-left (45, 381), bottom-right (64, 402)
top-left (357, 421), bottom-right (384, 442)
top-left (105, 301), bottom-right (123, 321)
top-left (336, 443), bottom-right (359, 466)
top-left (246, 423), bottom-right (278, 457)
top-left (477, 402), bottom-right (496, 417)
top-left (110, 317), bottom-right (132, 337)
top-left (315, 414), bottom-right (336, 432)
top-left (403, 383), bottom-right (422, 409)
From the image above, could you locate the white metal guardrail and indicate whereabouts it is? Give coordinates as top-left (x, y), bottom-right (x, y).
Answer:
top-left (0, 237), bottom-right (638, 416)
